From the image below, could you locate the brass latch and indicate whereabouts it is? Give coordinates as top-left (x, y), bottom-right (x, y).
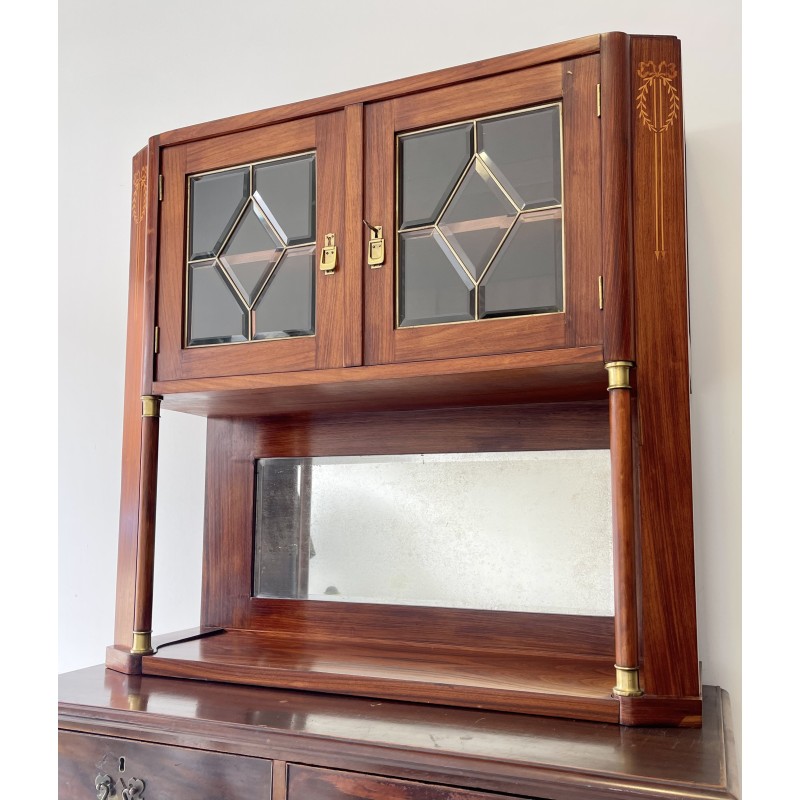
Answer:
top-left (364, 220), bottom-right (385, 268)
top-left (319, 233), bottom-right (337, 275)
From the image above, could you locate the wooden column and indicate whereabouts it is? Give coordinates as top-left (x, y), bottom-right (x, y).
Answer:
top-left (107, 139), bottom-right (160, 674)
top-left (131, 396), bottom-right (161, 654)
top-left (606, 361), bottom-right (642, 698)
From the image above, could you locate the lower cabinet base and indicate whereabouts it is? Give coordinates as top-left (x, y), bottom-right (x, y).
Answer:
top-left (58, 666), bottom-right (739, 800)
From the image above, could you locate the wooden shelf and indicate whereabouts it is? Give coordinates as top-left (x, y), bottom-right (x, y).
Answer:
top-left (154, 346), bottom-right (608, 417)
top-left (143, 628), bottom-right (620, 723)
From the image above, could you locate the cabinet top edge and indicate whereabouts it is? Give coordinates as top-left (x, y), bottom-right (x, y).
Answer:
top-left (152, 33), bottom-right (621, 148)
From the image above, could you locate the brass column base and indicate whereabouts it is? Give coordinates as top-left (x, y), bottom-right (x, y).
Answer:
top-left (613, 665), bottom-right (644, 697)
top-left (130, 630), bottom-right (154, 656)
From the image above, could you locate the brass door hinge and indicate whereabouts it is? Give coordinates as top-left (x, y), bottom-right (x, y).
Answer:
top-left (158, 174), bottom-right (164, 201)
top-left (153, 326), bottom-right (160, 354)
top-left (598, 276), bottom-right (604, 309)
top-left (596, 84), bottom-right (601, 117)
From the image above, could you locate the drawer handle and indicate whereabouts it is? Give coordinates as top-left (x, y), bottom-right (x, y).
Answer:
top-left (94, 774), bottom-right (113, 800)
top-left (121, 777), bottom-right (146, 799)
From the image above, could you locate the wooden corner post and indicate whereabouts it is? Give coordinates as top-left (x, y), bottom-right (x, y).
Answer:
top-left (107, 138), bottom-right (161, 674)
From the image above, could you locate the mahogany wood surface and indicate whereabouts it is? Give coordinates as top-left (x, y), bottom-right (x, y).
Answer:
top-left (344, 103), bottom-right (364, 367)
top-left (273, 761), bottom-right (288, 800)
top-left (609, 388), bottom-right (638, 670)
top-left (600, 33), bottom-right (635, 361)
top-left (153, 348), bottom-right (608, 416)
top-left (59, 730), bottom-right (272, 800)
top-left (156, 36), bottom-right (602, 147)
top-left (288, 765), bottom-right (500, 800)
top-left (363, 98), bottom-right (395, 364)
top-left (562, 55), bottom-right (603, 350)
top-left (132, 413), bottom-right (159, 636)
top-left (112, 145), bottom-right (150, 652)
top-left (58, 668), bottom-right (739, 800)
top-left (143, 629), bottom-right (620, 721)
top-left (238, 604), bottom-right (615, 660)
top-left (629, 35), bottom-right (699, 700)
top-left (316, 111), bottom-right (350, 370)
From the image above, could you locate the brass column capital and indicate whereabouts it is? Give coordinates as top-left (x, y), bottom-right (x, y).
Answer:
top-left (612, 664), bottom-right (644, 697)
top-left (605, 361), bottom-right (634, 390)
top-left (141, 395), bottom-right (162, 418)
top-left (130, 630), bottom-right (153, 655)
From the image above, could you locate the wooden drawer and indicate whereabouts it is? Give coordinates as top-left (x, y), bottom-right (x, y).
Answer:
top-left (58, 731), bottom-right (272, 799)
top-left (287, 765), bottom-right (529, 800)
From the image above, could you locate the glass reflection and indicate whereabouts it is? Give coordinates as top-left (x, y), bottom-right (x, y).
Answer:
top-left (254, 451), bottom-right (613, 615)
top-left (187, 261), bottom-right (248, 345)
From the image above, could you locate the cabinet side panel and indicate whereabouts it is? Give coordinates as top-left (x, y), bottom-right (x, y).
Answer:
top-left (630, 36), bottom-right (699, 698)
top-left (600, 33), bottom-right (635, 361)
top-left (112, 145), bottom-right (151, 650)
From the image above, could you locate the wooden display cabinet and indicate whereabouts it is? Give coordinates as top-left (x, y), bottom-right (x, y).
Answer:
top-left (107, 32), bottom-right (700, 729)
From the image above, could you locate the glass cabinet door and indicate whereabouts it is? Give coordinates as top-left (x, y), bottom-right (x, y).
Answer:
top-left (364, 57), bottom-right (603, 365)
top-left (156, 113), bottom-right (350, 382)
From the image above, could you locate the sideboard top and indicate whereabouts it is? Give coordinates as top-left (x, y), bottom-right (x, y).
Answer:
top-left (59, 666), bottom-right (737, 799)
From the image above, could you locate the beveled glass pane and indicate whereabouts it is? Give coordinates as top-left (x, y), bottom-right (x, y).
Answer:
top-left (219, 201), bottom-right (284, 305)
top-left (187, 261), bottom-right (248, 345)
top-left (188, 168), bottom-right (249, 260)
top-left (479, 210), bottom-right (563, 319)
top-left (399, 123), bottom-right (473, 230)
top-left (399, 229), bottom-right (474, 327)
top-left (253, 154), bottom-right (316, 245)
top-left (253, 451), bottom-right (614, 616)
top-left (438, 159), bottom-right (516, 280)
top-left (477, 106), bottom-right (562, 210)
top-left (253, 246), bottom-right (315, 340)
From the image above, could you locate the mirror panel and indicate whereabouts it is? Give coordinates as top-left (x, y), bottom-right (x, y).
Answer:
top-left (254, 451), bottom-right (613, 615)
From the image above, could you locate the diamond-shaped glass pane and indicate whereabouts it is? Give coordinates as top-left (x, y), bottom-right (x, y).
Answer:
top-left (399, 123), bottom-right (473, 230)
top-left (219, 201), bottom-right (284, 305)
top-left (438, 159), bottom-right (516, 280)
top-left (479, 210), bottom-right (563, 319)
top-left (477, 106), bottom-right (562, 210)
top-left (188, 168), bottom-right (249, 260)
top-left (398, 229), bottom-right (474, 327)
top-left (253, 246), bottom-right (315, 340)
top-left (253, 154), bottom-right (316, 245)
top-left (188, 261), bottom-right (248, 345)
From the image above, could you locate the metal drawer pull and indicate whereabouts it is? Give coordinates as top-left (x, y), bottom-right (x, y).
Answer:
top-left (95, 774), bottom-right (113, 800)
top-left (121, 777), bottom-right (146, 799)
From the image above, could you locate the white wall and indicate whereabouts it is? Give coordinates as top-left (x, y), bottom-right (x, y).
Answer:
top-left (58, 0), bottom-right (741, 774)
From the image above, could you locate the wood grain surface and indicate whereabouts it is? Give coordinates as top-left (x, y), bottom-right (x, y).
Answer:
top-left (629, 35), bottom-right (699, 700)
top-left (59, 668), bottom-right (740, 800)
top-left (143, 629), bottom-right (620, 721)
top-left (112, 144), bottom-right (154, 654)
top-left (59, 730), bottom-right (272, 800)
